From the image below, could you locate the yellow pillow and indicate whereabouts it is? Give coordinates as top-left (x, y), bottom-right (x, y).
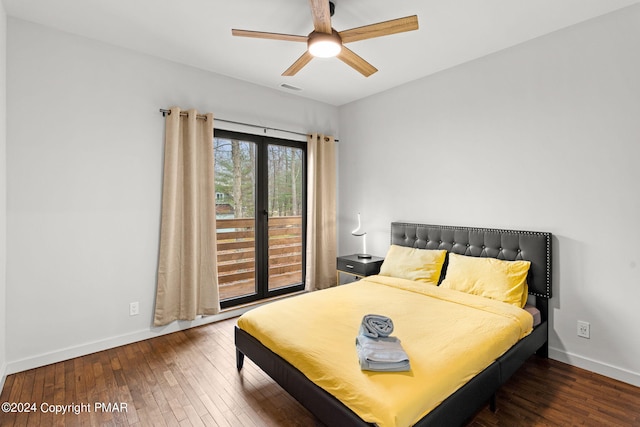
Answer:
top-left (379, 245), bottom-right (447, 284)
top-left (440, 253), bottom-right (530, 307)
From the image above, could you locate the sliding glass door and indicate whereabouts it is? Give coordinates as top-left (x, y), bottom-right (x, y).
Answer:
top-left (214, 130), bottom-right (305, 307)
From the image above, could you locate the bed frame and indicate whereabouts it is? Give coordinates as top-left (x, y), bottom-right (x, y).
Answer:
top-left (235, 222), bottom-right (552, 426)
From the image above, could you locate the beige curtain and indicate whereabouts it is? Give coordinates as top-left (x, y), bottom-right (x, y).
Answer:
top-left (154, 107), bottom-right (220, 326)
top-left (306, 133), bottom-right (337, 291)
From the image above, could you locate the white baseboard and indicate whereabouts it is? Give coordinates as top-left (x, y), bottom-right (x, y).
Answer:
top-left (549, 346), bottom-right (640, 387)
top-left (5, 306), bottom-right (254, 377)
top-left (0, 361), bottom-right (7, 392)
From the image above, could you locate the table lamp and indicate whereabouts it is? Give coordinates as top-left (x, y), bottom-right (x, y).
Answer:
top-left (351, 213), bottom-right (371, 259)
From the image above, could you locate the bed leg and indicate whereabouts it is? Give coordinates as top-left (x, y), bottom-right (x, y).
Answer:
top-left (236, 349), bottom-right (245, 371)
top-left (489, 394), bottom-right (497, 413)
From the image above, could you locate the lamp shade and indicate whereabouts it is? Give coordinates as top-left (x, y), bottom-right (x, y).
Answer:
top-left (352, 213), bottom-right (366, 236)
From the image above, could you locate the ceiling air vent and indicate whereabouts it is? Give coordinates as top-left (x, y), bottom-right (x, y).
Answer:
top-left (280, 83), bottom-right (302, 91)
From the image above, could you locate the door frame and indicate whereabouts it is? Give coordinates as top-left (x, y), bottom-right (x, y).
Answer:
top-left (214, 129), bottom-right (306, 308)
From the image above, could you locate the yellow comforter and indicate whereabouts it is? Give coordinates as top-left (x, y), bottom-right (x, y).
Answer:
top-left (237, 275), bottom-right (533, 427)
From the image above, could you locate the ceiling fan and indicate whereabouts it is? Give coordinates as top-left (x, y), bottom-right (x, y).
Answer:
top-left (231, 0), bottom-right (419, 77)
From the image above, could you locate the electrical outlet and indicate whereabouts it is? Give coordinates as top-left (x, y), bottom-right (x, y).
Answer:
top-left (577, 320), bottom-right (590, 339)
top-left (129, 302), bottom-right (140, 316)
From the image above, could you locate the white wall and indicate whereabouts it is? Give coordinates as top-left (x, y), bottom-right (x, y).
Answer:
top-left (5, 18), bottom-right (338, 373)
top-left (338, 5), bottom-right (640, 386)
top-left (0, 0), bottom-right (8, 389)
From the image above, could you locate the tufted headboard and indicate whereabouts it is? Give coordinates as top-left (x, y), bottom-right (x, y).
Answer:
top-left (390, 222), bottom-right (552, 317)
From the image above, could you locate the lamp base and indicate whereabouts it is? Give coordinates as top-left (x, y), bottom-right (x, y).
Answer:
top-left (357, 254), bottom-right (372, 259)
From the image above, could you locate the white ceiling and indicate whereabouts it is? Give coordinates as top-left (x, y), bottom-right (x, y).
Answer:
top-left (3, 0), bottom-right (639, 106)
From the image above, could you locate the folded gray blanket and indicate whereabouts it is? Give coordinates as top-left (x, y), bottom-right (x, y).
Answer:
top-left (360, 314), bottom-right (394, 338)
top-left (356, 334), bottom-right (411, 372)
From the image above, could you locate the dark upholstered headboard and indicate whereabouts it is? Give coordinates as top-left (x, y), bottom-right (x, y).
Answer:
top-left (390, 222), bottom-right (552, 300)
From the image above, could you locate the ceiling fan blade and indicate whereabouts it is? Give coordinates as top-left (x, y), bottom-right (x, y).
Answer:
top-left (232, 29), bottom-right (308, 43)
top-left (309, 0), bottom-right (332, 34)
top-left (339, 15), bottom-right (419, 43)
top-left (282, 51), bottom-right (314, 76)
top-left (337, 46), bottom-right (377, 77)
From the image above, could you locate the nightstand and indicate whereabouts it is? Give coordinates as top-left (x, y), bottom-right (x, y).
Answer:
top-left (336, 254), bottom-right (384, 285)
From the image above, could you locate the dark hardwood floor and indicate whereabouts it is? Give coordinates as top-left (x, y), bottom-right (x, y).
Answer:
top-left (1, 317), bottom-right (639, 426)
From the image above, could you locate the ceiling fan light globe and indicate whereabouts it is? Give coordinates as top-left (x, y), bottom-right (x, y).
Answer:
top-left (309, 40), bottom-right (341, 57)
top-left (307, 30), bottom-right (342, 58)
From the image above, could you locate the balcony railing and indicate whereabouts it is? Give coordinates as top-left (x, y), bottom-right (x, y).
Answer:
top-left (216, 216), bottom-right (303, 301)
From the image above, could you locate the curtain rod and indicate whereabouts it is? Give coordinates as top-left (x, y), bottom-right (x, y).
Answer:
top-left (159, 108), bottom-right (337, 141)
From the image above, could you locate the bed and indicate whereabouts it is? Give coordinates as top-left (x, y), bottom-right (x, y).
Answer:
top-left (234, 222), bottom-right (552, 426)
